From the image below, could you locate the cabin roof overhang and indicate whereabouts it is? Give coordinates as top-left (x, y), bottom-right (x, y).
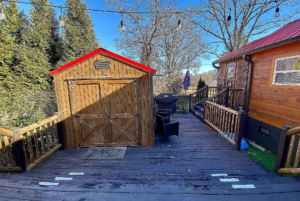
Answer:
top-left (213, 19), bottom-right (300, 64)
top-left (213, 35), bottom-right (300, 64)
top-left (50, 48), bottom-right (156, 76)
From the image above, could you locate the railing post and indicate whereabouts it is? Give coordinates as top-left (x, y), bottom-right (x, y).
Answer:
top-left (225, 87), bottom-right (230, 107)
top-left (203, 99), bottom-right (207, 119)
top-left (54, 112), bottom-right (65, 150)
top-left (236, 111), bottom-right (246, 151)
top-left (189, 94), bottom-right (192, 111)
top-left (10, 128), bottom-right (27, 172)
top-left (274, 125), bottom-right (292, 173)
top-left (205, 86), bottom-right (209, 99)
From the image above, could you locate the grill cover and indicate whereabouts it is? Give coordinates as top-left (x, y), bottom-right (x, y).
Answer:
top-left (154, 93), bottom-right (178, 114)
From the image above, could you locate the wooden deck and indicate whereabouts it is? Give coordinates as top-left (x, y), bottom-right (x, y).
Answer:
top-left (0, 113), bottom-right (299, 200)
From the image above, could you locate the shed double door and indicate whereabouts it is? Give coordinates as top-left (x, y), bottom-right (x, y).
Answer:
top-left (68, 79), bottom-right (139, 147)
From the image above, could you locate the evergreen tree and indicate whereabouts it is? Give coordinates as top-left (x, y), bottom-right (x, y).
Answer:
top-left (14, 0), bottom-right (60, 90)
top-left (0, 2), bottom-right (29, 128)
top-left (197, 76), bottom-right (206, 90)
top-left (58, 0), bottom-right (99, 66)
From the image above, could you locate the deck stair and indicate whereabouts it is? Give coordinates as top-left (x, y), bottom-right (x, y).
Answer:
top-left (191, 103), bottom-right (205, 121)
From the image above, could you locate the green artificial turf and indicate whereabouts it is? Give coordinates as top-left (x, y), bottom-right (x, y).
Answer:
top-left (242, 144), bottom-right (300, 177)
top-left (242, 144), bottom-right (276, 172)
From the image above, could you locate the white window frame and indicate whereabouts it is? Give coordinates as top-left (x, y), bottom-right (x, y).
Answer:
top-left (272, 55), bottom-right (300, 86)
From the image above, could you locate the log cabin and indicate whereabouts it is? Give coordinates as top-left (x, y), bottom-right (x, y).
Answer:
top-left (212, 19), bottom-right (300, 155)
top-left (49, 48), bottom-right (156, 148)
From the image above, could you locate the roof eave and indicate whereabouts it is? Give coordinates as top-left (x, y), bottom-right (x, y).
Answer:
top-left (213, 35), bottom-right (300, 64)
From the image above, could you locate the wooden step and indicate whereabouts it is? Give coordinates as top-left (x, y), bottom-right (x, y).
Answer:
top-left (191, 109), bottom-right (204, 122)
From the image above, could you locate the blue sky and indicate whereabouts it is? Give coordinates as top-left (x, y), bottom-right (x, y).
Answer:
top-left (17, 0), bottom-right (296, 73)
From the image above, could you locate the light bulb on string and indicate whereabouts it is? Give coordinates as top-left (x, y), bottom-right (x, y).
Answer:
top-left (59, 6), bottom-right (64, 27)
top-left (176, 19), bottom-right (181, 31)
top-left (275, 7), bottom-right (280, 17)
top-left (121, 20), bottom-right (125, 32)
top-left (0, 1), bottom-right (5, 20)
top-left (226, 8), bottom-right (231, 27)
top-left (120, 12), bottom-right (125, 32)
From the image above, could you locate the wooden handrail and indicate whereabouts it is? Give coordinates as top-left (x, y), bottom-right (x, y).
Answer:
top-left (203, 100), bottom-right (246, 150)
top-left (19, 115), bottom-right (59, 135)
top-left (205, 101), bottom-right (239, 115)
top-left (286, 126), bottom-right (300, 136)
top-left (229, 88), bottom-right (245, 92)
top-left (0, 113), bottom-right (62, 173)
top-left (192, 87), bottom-right (227, 107)
top-left (0, 128), bottom-right (13, 138)
top-left (189, 86), bottom-right (207, 95)
top-left (207, 87), bottom-right (228, 101)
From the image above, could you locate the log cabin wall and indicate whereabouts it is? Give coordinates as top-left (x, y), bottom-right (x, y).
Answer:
top-left (53, 53), bottom-right (154, 148)
top-left (249, 42), bottom-right (300, 128)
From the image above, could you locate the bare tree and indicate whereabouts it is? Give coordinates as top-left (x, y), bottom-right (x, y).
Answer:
top-left (105, 0), bottom-right (168, 67)
top-left (105, 0), bottom-right (209, 94)
top-left (187, 0), bottom-right (300, 57)
top-left (154, 8), bottom-right (209, 78)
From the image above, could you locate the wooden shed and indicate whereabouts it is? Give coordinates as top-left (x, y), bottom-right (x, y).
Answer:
top-left (50, 48), bottom-right (156, 148)
top-left (213, 19), bottom-right (300, 154)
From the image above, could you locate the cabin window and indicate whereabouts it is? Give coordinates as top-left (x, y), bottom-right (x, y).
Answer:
top-left (273, 55), bottom-right (300, 86)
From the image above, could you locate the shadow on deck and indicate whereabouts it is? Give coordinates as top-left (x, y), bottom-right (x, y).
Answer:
top-left (0, 113), bottom-right (299, 200)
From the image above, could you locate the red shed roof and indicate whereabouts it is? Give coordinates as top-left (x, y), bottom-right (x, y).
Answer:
top-left (50, 48), bottom-right (156, 76)
top-left (214, 19), bottom-right (300, 63)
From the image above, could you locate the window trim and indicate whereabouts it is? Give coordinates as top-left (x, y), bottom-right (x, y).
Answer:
top-left (272, 55), bottom-right (300, 86)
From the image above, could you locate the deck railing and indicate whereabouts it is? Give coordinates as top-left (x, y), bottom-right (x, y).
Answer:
top-left (175, 86), bottom-right (219, 111)
top-left (0, 113), bottom-right (62, 172)
top-left (203, 101), bottom-right (246, 150)
top-left (175, 95), bottom-right (192, 111)
top-left (275, 126), bottom-right (300, 175)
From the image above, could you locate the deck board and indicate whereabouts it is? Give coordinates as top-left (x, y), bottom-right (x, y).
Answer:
top-left (0, 113), bottom-right (299, 200)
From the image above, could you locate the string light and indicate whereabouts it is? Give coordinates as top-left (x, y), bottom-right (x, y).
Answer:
top-left (176, 11), bottom-right (181, 31)
top-left (0, 0), bottom-right (282, 15)
top-left (227, 8), bottom-right (231, 27)
top-left (177, 19), bottom-right (181, 31)
top-left (275, 7), bottom-right (280, 17)
top-left (121, 20), bottom-right (125, 32)
top-left (59, 6), bottom-right (64, 27)
top-left (0, 0), bottom-right (5, 20)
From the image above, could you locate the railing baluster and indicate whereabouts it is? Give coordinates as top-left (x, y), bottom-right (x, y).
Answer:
top-left (39, 126), bottom-right (45, 155)
top-left (27, 132), bottom-right (34, 163)
top-left (231, 114), bottom-right (236, 140)
top-left (227, 113), bottom-right (232, 138)
top-left (0, 139), bottom-right (7, 166)
top-left (45, 123), bottom-right (51, 152)
top-left (50, 121), bottom-right (55, 148)
top-left (294, 139), bottom-right (300, 168)
top-left (20, 134), bottom-right (28, 167)
top-left (4, 136), bottom-right (15, 166)
top-left (33, 129), bottom-right (40, 159)
top-left (54, 120), bottom-right (60, 145)
top-left (286, 135), bottom-right (296, 168)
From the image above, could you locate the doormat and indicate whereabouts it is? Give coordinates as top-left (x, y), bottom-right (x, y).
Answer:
top-left (81, 147), bottom-right (127, 160)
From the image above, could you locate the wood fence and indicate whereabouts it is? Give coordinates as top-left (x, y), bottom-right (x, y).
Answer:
top-left (203, 101), bottom-right (246, 150)
top-left (275, 126), bottom-right (300, 175)
top-left (0, 113), bottom-right (62, 172)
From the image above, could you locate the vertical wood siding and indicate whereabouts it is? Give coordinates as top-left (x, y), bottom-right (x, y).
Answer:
top-left (53, 53), bottom-right (153, 148)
